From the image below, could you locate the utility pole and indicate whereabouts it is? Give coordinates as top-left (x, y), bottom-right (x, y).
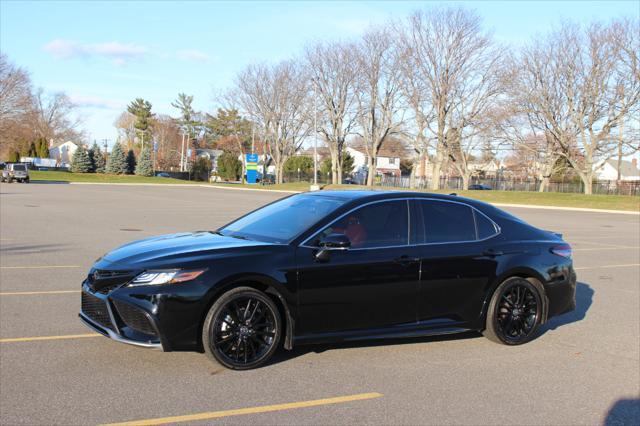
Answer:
top-left (313, 83), bottom-right (318, 185)
top-left (180, 132), bottom-right (186, 172)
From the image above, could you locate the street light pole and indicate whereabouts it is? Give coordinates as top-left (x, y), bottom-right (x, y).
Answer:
top-left (313, 83), bottom-right (318, 185)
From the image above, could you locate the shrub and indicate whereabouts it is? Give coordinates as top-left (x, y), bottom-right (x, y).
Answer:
top-left (217, 152), bottom-right (242, 181)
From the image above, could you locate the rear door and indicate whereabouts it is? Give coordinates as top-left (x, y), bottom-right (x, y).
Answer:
top-left (413, 199), bottom-right (500, 325)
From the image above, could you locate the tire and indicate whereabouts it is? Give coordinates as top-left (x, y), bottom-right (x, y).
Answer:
top-left (483, 277), bottom-right (543, 345)
top-left (24, 177), bottom-right (29, 183)
top-left (202, 286), bottom-right (281, 370)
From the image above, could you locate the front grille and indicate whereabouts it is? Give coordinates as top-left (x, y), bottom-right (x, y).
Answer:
top-left (81, 291), bottom-right (113, 330)
top-left (88, 269), bottom-right (135, 294)
top-left (113, 300), bottom-right (157, 336)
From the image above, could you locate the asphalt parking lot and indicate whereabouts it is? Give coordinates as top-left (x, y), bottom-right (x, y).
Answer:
top-left (1, 183), bottom-right (638, 425)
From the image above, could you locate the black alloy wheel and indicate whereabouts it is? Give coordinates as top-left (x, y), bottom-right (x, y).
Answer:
top-left (484, 277), bottom-right (543, 345)
top-left (203, 287), bottom-right (281, 370)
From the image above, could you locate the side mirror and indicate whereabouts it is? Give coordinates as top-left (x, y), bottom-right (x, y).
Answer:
top-left (319, 233), bottom-right (351, 250)
top-left (315, 233), bottom-right (351, 262)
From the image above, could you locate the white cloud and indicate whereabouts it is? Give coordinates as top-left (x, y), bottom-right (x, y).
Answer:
top-left (176, 49), bottom-right (211, 62)
top-left (43, 39), bottom-right (148, 64)
top-left (69, 95), bottom-right (124, 110)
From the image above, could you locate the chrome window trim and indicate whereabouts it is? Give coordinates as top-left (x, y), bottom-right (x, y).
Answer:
top-left (299, 197), bottom-right (501, 250)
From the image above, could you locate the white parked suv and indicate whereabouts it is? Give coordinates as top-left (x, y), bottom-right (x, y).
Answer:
top-left (1, 163), bottom-right (30, 183)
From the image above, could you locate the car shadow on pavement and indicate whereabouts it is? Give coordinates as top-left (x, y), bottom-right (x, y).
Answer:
top-left (538, 281), bottom-right (594, 336)
top-left (604, 398), bottom-right (640, 425)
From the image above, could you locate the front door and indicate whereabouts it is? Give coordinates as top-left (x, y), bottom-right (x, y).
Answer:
top-left (296, 200), bottom-right (420, 335)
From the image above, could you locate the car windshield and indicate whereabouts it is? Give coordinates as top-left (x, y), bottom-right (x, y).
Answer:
top-left (218, 194), bottom-right (346, 243)
top-left (13, 165), bottom-right (26, 171)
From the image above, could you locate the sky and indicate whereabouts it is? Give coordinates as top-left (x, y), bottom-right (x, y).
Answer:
top-left (1, 0), bottom-right (638, 148)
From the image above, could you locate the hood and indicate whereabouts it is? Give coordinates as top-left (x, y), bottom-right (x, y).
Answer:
top-left (99, 231), bottom-right (274, 268)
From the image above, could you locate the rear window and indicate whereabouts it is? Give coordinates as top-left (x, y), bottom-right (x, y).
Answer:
top-left (417, 200), bottom-right (476, 243)
top-left (475, 210), bottom-right (499, 239)
top-left (13, 165), bottom-right (26, 171)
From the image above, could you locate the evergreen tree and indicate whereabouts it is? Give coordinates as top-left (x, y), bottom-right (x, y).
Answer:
top-left (135, 145), bottom-right (154, 176)
top-left (91, 142), bottom-right (106, 173)
top-left (127, 98), bottom-right (154, 144)
top-left (126, 150), bottom-right (137, 174)
top-left (105, 143), bottom-right (128, 174)
top-left (36, 138), bottom-right (49, 158)
top-left (217, 152), bottom-right (242, 181)
top-left (71, 146), bottom-right (92, 173)
top-left (87, 145), bottom-right (96, 173)
top-left (7, 151), bottom-right (20, 162)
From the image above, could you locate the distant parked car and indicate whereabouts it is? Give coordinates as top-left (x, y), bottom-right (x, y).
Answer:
top-left (1, 163), bottom-right (29, 183)
top-left (156, 172), bottom-right (171, 178)
top-left (342, 177), bottom-right (358, 185)
top-left (258, 174), bottom-right (275, 185)
top-left (469, 184), bottom-right (492, 190)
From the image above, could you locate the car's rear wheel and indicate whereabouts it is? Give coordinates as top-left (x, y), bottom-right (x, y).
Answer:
top-left (484, 277), bottom-right (542, 345)
top-left (202, 286), bottom-right (281, 370)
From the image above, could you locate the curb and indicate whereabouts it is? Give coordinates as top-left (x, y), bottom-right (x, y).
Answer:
top-left (68, 182), bottom-right (200, 187)
top-left (54, 181), bottom-right (640, 215)
top-left (203, 185), bottom-right (301, 194)
top-left (491, 203), bottom-right (639, 215)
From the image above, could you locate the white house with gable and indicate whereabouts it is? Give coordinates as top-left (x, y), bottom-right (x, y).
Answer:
top-left (594, 159), bottom-right (640, 181)
top-left (49, 141), bottom-right (79, 168)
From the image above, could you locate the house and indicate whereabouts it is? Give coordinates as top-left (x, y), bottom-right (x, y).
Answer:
top-left (348, 138), bottom-right (409, 183)
top-left (49, 141), bottom-right (79, 168)
top-left (594, 159), bottom-right (640, 181)
top-left (466, 159), bottom-right (503, 178)
top-left (196, 149), bottom-right (223, 172)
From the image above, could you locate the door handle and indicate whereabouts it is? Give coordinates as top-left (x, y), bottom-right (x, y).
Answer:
top-left (394, 255), bottom-right (420, 266)
top-left (483, 249), bottom-right (504, 257)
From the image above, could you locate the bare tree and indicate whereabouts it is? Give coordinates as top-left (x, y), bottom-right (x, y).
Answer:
top-left (445, 47), bottom-right (506, 189)
top-left (511, 20), bottom-right (639, 194)
top-left (152, 114), bottom-right (182, 170)
top-left (355, 25), bottom-right (405, 187)
top-left (0, 54), bottom-right (33, 157)
top-left (400, 7), bottom-right (496, 190)
top-left (234, 61), bottom-right (311, 184)
top-left (31, 88), bottom-right (83, 144)
top-left (305, 41), bottom-right (359, 184)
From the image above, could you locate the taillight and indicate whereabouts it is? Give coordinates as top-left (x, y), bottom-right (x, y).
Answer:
top-left (550, 244), bottom-right (572, 258)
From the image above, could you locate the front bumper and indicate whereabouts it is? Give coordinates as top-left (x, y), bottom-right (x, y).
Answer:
top-left (79, 312), bottom-right (162, 349)
top-left (79, 283), bottom-right (164, 350)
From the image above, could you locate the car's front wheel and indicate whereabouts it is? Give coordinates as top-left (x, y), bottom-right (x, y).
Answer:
top-left (202, 286), bottom-right (281, 370)
top-left (484, 277), bottom-right (543, 345)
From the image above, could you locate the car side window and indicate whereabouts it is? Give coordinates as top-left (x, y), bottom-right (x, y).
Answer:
top-left (474, 210), bottom-right (499, 240)
top-left (320, 200), bottom-right (409, 248)
top-left (418, 200), bottom-right (476, 243)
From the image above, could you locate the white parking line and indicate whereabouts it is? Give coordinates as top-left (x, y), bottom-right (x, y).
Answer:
top-left (573, 247), bottom-right (640, 251)
top-left (0, 265), bottom-right (80, 270)
top-left (575, 263), bottom-right (640, 271)
top-left (0, 290), bottom-right (79, 296)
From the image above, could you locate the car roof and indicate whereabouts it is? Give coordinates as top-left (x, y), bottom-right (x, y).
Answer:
top-left (305, 189), bottom-right (470, 204)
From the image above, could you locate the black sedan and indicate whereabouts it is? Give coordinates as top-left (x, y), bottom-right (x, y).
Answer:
top-left (79, 191), bottom-right (576, 370)
top-left (469, 184), bottom-right (492, 190)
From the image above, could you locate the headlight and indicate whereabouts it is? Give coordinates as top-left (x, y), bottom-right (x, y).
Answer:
top-left (128, 269), bottom-right (207, 286)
